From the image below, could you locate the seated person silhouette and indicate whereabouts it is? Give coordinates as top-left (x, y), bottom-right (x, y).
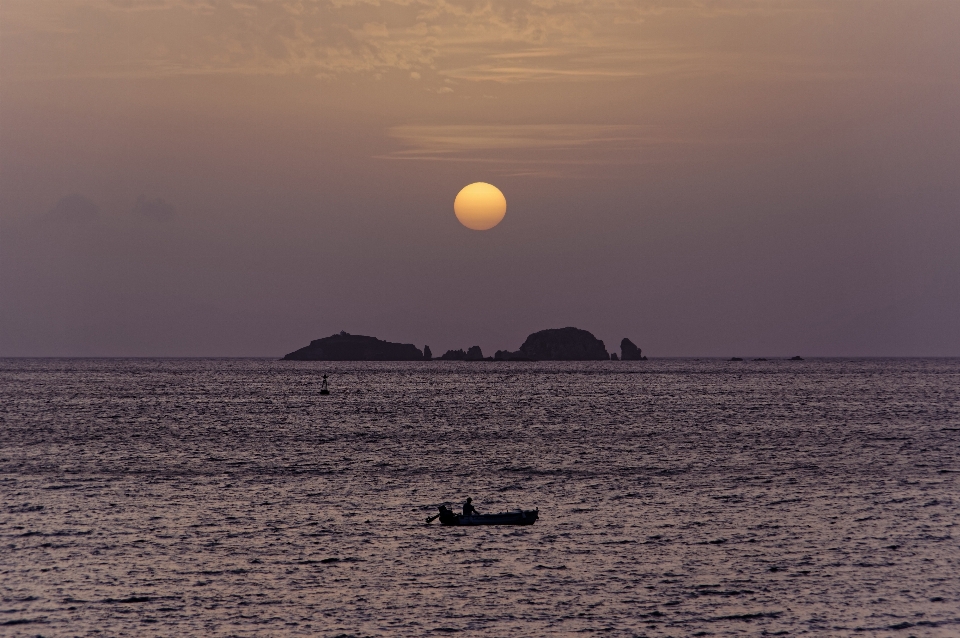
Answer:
top-left (462, 497), bottom-right (478, 517)
top-left (433, 504), bottom-right (457, 524)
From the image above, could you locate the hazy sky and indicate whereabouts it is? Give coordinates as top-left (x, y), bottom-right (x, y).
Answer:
top-left (2, 0), bottom-right (958, 357)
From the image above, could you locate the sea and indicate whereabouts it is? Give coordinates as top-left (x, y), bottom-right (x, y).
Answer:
top-left (1, 358), bottom-right (958, 637)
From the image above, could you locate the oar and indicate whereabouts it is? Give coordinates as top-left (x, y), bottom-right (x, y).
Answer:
top-left (426, 513), bottom-right (440, 523)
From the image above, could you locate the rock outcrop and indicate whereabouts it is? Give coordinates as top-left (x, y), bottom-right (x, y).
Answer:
top-left (283, 331), bottom-right (424, 361)
top-left (440, 346), bottom-right (491, 361)
top-left (423, 345), bottom-right (433, 361)
top-left (620, 338), bottom-right (645, 361)
top-left (494, 349), bottom-right (534, 361)
top-left (610, 352), bottom-right (619, 361)
top-left (518, 327), bottom-right (609, 361)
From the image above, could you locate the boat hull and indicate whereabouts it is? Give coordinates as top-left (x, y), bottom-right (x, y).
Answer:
top-left (439, 509), bottom-right (538, 526)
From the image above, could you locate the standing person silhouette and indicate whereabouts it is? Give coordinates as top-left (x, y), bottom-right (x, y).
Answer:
top-left (462, 497), bottom-right (478, 517)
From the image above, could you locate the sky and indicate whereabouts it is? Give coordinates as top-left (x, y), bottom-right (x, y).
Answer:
top-left (1, 0), bottom-right (959, 357)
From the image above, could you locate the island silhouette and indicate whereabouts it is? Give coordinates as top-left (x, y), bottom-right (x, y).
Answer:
top-left (282, 327), bottom-right (646, 361)
top-left (283, 331), bottom-right (425, 361)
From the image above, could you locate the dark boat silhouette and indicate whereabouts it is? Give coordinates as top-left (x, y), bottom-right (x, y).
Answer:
top-left (319, 374), bottom-right (330, 395)
top-left (429, 507), bottom-right (539, 526)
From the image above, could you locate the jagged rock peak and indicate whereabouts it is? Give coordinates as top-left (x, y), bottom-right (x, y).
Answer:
top-left (620, 338), bottom-right (644, 361)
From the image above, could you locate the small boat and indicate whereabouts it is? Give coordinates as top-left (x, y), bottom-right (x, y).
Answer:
top-left (319, 374), bottom-right (330, 395)
top-left (436, 508), bottom-right (539, 526)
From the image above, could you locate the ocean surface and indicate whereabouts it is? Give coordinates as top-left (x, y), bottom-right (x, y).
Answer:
top-left (1, 358), bottom-right (958, 637)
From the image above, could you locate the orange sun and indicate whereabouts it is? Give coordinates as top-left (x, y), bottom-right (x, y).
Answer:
top-left (454, 182), bottom-right (507, 230)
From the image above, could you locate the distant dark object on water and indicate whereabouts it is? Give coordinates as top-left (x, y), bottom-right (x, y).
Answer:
top-left (791, 356), bottom-right (804, 361)
top-left (754, 358), bottom-right (768, 361)
top-left (319, 374), bottom-right (330, 395)
top-left (106, 596), bottom-right (151, 604)
top-left (423, 345), bottom-right (433, 361)
top-left (283, 331), bottom-right (424, 361)
top-left (730, 357), bottom-right (744, 361)
top-left (518, 327), bottom-right (609, 361)
top-left (610, 353), bottom-right (619, 361)
top-left (620, 338), bottom-right (646, 361)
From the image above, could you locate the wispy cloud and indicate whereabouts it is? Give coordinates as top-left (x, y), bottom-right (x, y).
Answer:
top-left (1, 0), bottom-right (836, 83)
top-left (132, 195), bottom-right (176, 220)
top-left (387, 124), bottom-right (651, 154)
top-left (379, 123), bottom-right (768, 176)
top-left (46, 194), bottom-right (100, 223)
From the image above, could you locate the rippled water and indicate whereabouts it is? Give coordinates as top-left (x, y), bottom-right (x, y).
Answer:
top-left (2, 358), bottom-right (959, 636)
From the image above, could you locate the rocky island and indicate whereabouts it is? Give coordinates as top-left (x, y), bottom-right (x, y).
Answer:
top-left (283, 328), bottom-right (645, 362)
top-left (516, 327), bottom-right (610, 361)
top-left (283, 331), bottom-right (426, 361)
top-left (442, 328), bottom-right (610, 361)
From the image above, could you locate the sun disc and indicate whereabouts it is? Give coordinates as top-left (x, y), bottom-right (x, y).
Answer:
top-left (454, 182), bottom-right (506, 230)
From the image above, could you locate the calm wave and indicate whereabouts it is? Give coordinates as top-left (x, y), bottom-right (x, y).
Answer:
top-left (2, 359), bottom-right (959, 636)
